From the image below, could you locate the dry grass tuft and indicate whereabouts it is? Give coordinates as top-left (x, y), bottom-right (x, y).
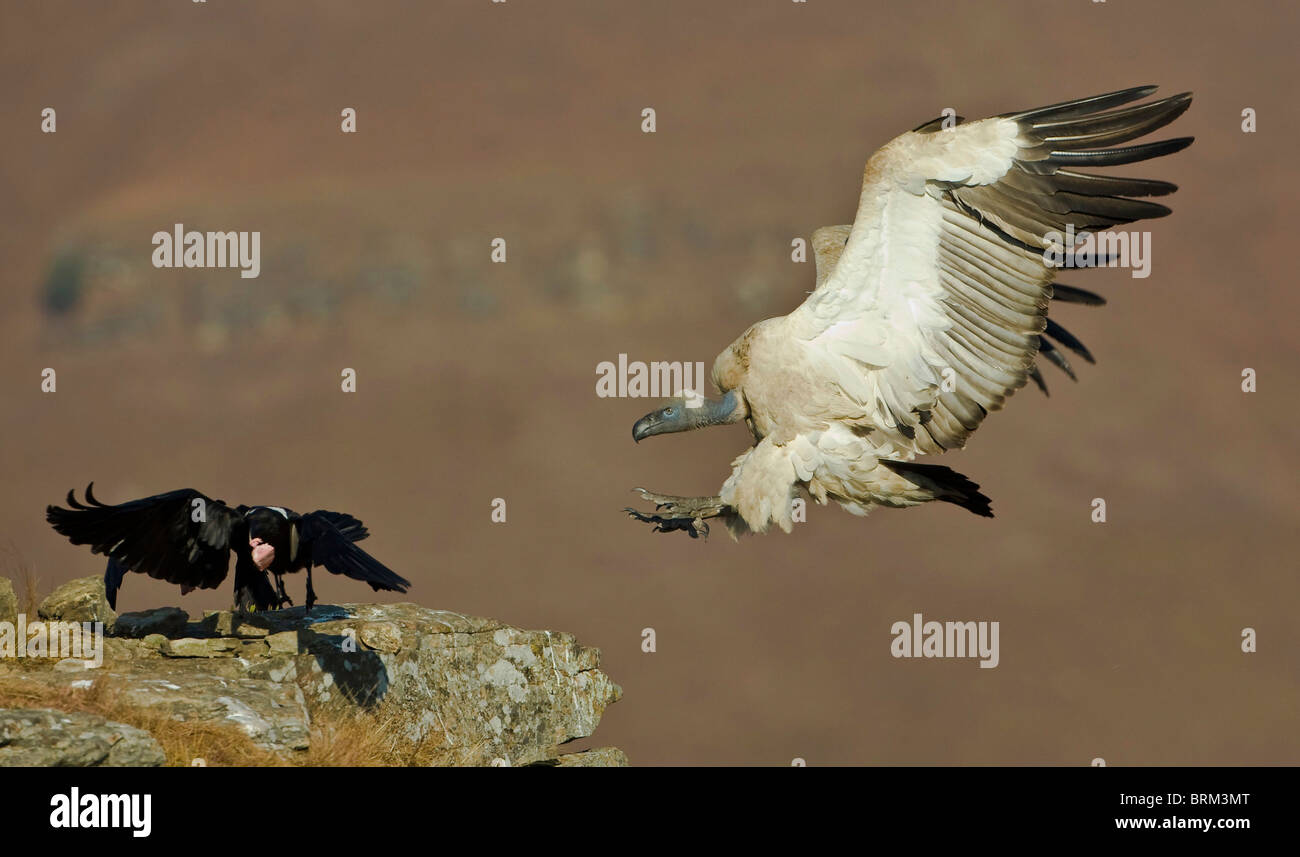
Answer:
top-left (20, 565), bottom-right (42, 617)
top-left (0, 676), bottom-right (285, 766)
top-left (0, 676), bottom-right (467, 766)
top-left (299, 694), bottom-right (465, 766)
top-left (0, 543), bottom-right (44, 616)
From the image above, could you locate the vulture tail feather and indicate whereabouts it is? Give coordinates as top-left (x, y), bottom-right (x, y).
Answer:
top-left (880, 460), bottom-right (995, 519)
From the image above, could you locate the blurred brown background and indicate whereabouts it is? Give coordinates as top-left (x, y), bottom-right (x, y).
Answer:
top-left (1, 0), bottom-right (1296, 765)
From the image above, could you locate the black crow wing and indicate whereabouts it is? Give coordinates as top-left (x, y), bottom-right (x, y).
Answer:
top-left (297, 511), bottom-right (409, 593)
top-left (314, 510), bottom-right (369, 542)
top-left (46, 484), bottom-right (240, 592)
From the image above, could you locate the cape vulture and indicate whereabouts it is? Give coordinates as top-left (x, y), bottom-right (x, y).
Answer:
top-left (627, 85), bottom-right (1192, 537)
top-left (47, 484), bottom-right (411, 611)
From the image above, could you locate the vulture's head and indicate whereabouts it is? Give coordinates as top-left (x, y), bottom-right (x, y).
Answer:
top-left (632, 390), bottom-right (746, 442)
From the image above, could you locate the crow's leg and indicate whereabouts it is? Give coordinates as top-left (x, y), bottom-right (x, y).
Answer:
top-left (273, 573), bottom-right (293, 609)
top-left (624, 488), bottom-right (731, 538)
top-left (304, 564), bottom-right (318, 612)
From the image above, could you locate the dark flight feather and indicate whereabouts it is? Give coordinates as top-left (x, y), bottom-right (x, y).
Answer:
top-left (1051, 284), bottom-right (1107, 306)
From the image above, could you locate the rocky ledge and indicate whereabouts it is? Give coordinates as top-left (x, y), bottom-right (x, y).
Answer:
top-left (0, 576), bottom-right (625, 766)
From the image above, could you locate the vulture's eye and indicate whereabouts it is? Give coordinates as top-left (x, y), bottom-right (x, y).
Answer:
top-left (663, 407), bottom-right (675, 417)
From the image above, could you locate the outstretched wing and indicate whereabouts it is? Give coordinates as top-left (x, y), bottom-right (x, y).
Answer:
top-left (46, 484), bottom-right (240, 597)
top-left (790, 85), bottom-right (1191, 454)
top-left (296, 511), bottom-right (410, 593)
top-left (313, 510), bottom-right (369, 543)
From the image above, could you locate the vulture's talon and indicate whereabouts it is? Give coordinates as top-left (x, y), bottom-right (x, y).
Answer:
top-left (626, 491), bottom-right (728, 538)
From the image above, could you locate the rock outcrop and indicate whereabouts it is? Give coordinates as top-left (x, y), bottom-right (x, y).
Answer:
top-left (112, 606), bottom-right (187, 639)
top-left (38, 576), bottom-right (116, 627)
top-left (2, 576), bottom-right (625, 766)
top-left (0, 707), bottom-right (166, 767)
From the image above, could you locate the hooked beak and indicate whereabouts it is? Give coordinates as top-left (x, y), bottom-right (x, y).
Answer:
top-left (632, 412), bottom-right (658, 443)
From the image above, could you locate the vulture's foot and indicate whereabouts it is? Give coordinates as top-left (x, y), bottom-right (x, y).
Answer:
top-left (624, 488), bottom-right (729, 538)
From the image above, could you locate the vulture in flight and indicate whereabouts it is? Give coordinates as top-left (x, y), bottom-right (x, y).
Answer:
top-left (627, 85), bottom-right (1192, 537)
top-left (46, 484), bottom-right (411, 611)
